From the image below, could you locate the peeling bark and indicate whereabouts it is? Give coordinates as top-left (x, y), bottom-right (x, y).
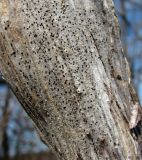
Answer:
top-left (0, 0), bottom-right (142, 159)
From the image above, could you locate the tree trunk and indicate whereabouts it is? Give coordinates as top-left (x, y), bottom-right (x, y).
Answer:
top-left (1, 88), bottom-right (11, 160)
top-left (0, 0), bottom-right (142, 159)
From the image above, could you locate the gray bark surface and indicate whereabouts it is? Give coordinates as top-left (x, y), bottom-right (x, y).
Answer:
top-left (0, 0), bottom-right (142, 159)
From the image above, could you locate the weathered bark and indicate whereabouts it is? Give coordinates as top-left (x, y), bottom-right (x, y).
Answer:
top-left (2, 151), bottom-right (57, 160)
top-left (0, 0), bottom-right (142, 159)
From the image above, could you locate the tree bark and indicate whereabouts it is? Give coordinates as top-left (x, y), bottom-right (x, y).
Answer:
top-left (0, 0), bottom-right (142, 159)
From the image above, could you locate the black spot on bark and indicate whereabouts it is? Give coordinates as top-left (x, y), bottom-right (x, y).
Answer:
top-left (77, 152), bottom-right (83, 160)
top-left (86, 133), bottom-right (93, 141)
top-left (116, 75), bottom-right (122, 80)
top-left (34, 34), bottom-right (37, 37)
top-left (11, 52), bottom-right (16, 57)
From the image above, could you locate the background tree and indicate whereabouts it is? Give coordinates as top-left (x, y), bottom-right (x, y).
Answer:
top-left (115, 0), bottom-right (142, 93)
top-left (0, 0), bottom-right (142, 159)
top-left (0, 82), bottom-right (47, 159)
